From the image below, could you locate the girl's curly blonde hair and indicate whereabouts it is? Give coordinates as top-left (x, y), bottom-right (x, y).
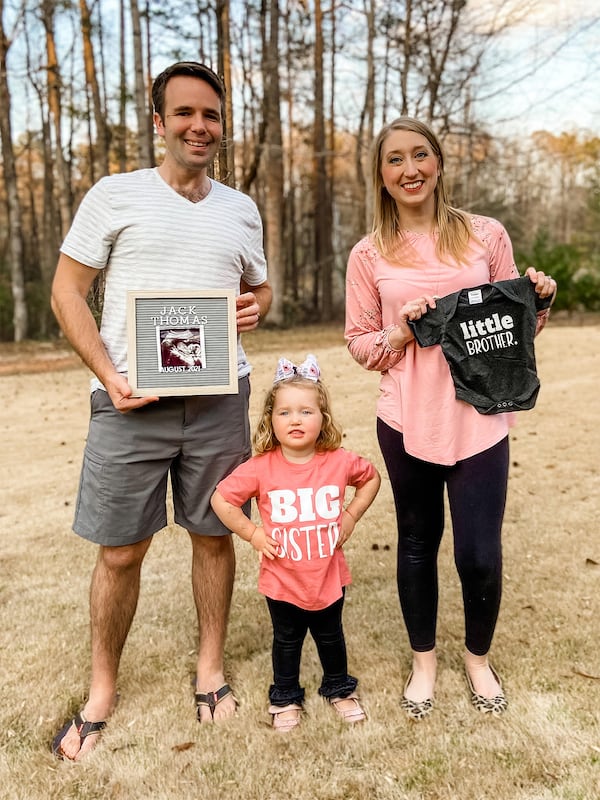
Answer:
top-left (252, 375), bottom-right (342, 454)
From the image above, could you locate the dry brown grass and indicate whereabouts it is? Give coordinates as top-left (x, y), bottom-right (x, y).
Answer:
top-left (1, 323), bottom-right (599, 799)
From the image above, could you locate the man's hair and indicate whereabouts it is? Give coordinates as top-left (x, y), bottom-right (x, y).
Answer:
top-left (151, 62), bottom-right (225, 121)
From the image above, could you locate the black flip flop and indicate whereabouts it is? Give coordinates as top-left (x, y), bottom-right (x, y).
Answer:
top-left (52, 712), bottom-right (107, 760)
top-left (195, 683), bottom-right (237, 722)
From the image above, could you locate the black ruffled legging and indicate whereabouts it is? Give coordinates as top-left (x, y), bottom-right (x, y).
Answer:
top-left (266, 592), bottom-right (357, 707)
top-left (377, 420), bottom-right (509, 656)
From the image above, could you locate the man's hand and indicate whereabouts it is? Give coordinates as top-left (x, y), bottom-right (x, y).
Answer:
top-left (104, 373), bottom-right (159, 413)
top-left (236, 291), bottom-right (262, 332)
top-left (236, 280), bottom-right (272, 333)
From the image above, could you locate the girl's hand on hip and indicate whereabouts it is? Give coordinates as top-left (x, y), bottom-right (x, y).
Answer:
top-left (250, 526), bottom-right (280, 560)
top-left (336, 510), bottom-right (356, 549)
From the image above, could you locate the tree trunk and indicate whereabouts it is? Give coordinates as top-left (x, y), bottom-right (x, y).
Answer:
top-left (240, 2), bottom-right (265, 194)
top-left (401, 0), bottom-right (412, 115)
top-left (131, 0), bottom-right (153, 168)
top-left (356, 0), bottom-right (376, 232)
top-left (117, 0), bottom-right (127, 171)
top-left (79, 0), bottom-right (110, 177)
top-left (313, 0), bottom-right (333, 319)
top-left (144, 1), bottom-right (155, 166)
top-left (41, 0), bottom-right (72, 239)
top-left (422, 0), bottom-right (465, 123)
top-left (0, 5), bottom-right (28, 340)
top-left (283, 0), bottom-right (298, 305)
top-left (23, 21), bottom-right (59, 332)
top-left (216, 0), bottom-right (235, 186)
top-left (261, 0), bottom-right (285, 325)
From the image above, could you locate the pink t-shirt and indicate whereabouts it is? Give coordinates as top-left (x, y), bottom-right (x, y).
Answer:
top-left (344, 215), bottom-right (520, 466)
top-left (216, 447), bottom-right (377, 611)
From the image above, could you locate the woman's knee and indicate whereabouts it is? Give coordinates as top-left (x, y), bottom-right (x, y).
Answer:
top-left (456, 550), bottom-right (501, 587)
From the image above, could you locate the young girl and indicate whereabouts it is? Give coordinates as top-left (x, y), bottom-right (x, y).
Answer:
top-left (211, 354), bottom-right (380, 731)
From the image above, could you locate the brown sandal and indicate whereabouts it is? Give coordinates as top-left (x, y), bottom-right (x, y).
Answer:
top-left (268, 703), bottom-right (303, 732)
top-left (328, 692), bottom-right (366, 723)
top-left (52, 712), bottom-right (106, 760)
top-left (195, 683), bottom-right (237, 722)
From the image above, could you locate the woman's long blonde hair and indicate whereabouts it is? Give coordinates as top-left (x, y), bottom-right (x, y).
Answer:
top-left (371, 117), bottom-right (476, 265)
top-left (253, 375), bottom-right (342, 455)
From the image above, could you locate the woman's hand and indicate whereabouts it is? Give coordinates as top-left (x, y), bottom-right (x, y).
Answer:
top-left (400, 294), bottom-right (438, 322)
top-left (387, 294), bottom-right (438, 350)
top-left (525, 267), bottom-right (557, 302)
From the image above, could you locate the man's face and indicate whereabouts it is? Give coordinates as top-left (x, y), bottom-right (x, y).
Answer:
top-left (154, 75), bottom-right (223, 173)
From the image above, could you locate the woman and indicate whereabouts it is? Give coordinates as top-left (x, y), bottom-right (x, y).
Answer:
top-left (344, 117), bottom-right (556, 718)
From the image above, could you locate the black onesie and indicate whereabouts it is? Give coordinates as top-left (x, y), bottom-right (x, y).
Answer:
top-left (409, 277), bottom-right (552, 415)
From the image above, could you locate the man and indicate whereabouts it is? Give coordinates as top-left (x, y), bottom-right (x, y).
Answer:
top-left (51, 62), bottom-right (272, 760)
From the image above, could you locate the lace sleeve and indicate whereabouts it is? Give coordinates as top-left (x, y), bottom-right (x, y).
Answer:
top-left (345, 240), bottom-right (407, 371)
top-left (470, 215), bottom-right (519, 282)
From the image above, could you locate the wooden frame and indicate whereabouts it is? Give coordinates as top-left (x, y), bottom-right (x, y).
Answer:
top-left (127, 290), bottom-right (238, 396)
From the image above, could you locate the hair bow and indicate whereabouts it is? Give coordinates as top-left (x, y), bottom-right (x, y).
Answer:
top-left (273, 354), bottom-right (321, 384)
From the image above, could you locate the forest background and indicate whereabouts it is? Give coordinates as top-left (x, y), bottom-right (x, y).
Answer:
top-left (1, 0), bottom-right (600, 342)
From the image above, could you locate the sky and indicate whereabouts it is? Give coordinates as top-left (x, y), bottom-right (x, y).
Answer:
top-left (473, 0), bottom-right (600, 135)
top-left (4, 0), bottom-right (598, 140)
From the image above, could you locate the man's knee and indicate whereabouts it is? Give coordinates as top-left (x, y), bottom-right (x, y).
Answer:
top-left (189, 532), bottom-right (233, 557)
top-left (97, 538), bottom-right (152, 572)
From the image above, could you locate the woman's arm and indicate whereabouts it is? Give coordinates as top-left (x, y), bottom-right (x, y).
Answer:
top-left (345, 245), bottom-right (412, 371)
top-left (484, 218), bottom-right (556, 336)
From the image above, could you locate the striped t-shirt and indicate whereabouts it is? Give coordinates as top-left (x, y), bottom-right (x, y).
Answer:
top-left (61, 168), bottom-right (267, 380)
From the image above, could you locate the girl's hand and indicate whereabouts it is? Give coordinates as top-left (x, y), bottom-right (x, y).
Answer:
top-left (336, 510), bottom-right (356, 549)
top-left (525, 267), bottom-right (557, 301)
top-left (249, 526), bottom-right (280, 560)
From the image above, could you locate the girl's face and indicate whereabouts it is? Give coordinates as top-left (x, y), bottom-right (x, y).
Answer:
top-left (271, 383), bottom-right (323, 461)
top-left (380, 129), bottom-right (439, 218)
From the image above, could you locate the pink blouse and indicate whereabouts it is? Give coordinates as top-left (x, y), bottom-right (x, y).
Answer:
top-left (345, 215), bottom-right (524, 465)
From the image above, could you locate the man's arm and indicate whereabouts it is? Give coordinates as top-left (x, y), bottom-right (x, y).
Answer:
top-left (236, 279), bottom-right (273, 332)
top-left (51, 253), bottom-right (158, 412)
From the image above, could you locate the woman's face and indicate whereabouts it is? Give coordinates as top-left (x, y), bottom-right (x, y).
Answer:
top-left (380, 129), bottom-right (440, 218)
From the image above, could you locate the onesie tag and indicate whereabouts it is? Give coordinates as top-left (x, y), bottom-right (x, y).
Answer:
top-left (468, 289), bottom-right (483, 304)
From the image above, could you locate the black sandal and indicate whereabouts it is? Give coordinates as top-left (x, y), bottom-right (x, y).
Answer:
top-left (195, 683), bottom-right (237, 722)
top-left (52, 712), bottom-right (107, 760)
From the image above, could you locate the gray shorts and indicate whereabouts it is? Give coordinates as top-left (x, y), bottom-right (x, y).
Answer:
top-left (73, 377), bottom-right (251, 546)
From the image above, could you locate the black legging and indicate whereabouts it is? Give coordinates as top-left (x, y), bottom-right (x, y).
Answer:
top-left (266, 593), bottom-right (357, 706)
top-left (377, 419), bottom-right (509, 656)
